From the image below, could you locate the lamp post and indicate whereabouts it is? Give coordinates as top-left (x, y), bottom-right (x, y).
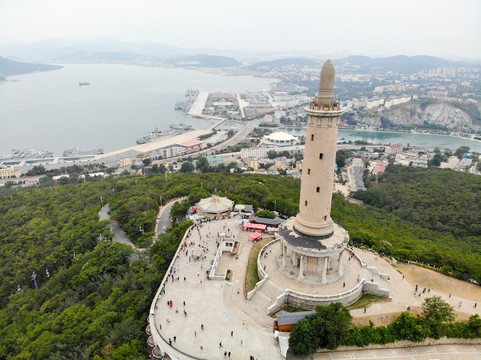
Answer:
top-left (32, 271), bottom-right (38, 291)
top-left (100, 196), bottom-right (104, 208)
top-left (160, 196), bottom-right (163, 207)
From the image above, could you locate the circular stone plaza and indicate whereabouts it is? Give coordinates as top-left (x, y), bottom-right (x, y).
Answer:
top-left (146, 215), bottom-right (480, 359)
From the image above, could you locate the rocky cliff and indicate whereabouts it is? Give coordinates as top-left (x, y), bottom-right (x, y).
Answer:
top-left (353, 100), bottom-right (480, 132)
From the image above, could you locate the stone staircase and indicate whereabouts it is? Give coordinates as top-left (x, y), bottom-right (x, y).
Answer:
top-left (249, 280), bottom-right (285, 314)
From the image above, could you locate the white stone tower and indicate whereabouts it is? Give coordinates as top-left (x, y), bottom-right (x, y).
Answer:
top-left (278, 60), bottom-right (349, 283)
top-left (293, 59), bottom-right (344, 238)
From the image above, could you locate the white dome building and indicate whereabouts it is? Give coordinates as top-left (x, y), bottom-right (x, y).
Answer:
top-left (261, 131), bottom-right (298, 146)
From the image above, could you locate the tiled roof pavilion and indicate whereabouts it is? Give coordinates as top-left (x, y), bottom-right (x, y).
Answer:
top-left (197, 195), bottom-right (234, 216)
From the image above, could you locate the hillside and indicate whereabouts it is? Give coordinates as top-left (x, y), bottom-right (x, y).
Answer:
top-left (164, 54), bottom-right (241, 68)
top-left (0, 56), bottom-right (62, 76)
top-left (1, 171), bottom-right (480, 358)
top-left (246, 55), bottom-right (465, 74)
top-left (53, 51), bottom-right (159, 63)
top-left (349, 99), bottom-right (481, 132)
top-left (334, 55), bottom-right (459, 74)
top-left (246, 57), bottom-right (321, 71)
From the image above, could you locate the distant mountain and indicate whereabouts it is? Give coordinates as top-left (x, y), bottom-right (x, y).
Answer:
top-left (165, 54), bottom-right (241, 68)
top-left (333, 55), bottom-right (461, 74)
top-left (0, 56), bottom-right (62, 76)
top-left (0, 39), bottom-right (190, 62)
top-left (54, 51), bottom-right (160, 63)
top-left (246, 57), bottom-right (321, 71)
top-left (245, 55), bottom-right (473, 74)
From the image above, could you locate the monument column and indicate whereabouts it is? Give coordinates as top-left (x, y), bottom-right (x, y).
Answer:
top-left (298, 255), bottom-right (304, 280)
top-left (338, 251), bottom-right (345, 277)
top-left (321, 257), bottom-right (328, 284)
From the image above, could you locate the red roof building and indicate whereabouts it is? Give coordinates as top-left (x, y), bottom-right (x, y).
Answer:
top-left (243, 223), bottom-right (267, 231)
top-left (385, 143), bottom-right (403, 155)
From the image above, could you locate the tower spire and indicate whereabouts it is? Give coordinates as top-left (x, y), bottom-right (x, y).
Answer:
top-left (316, 59), bottom-right (335, 106)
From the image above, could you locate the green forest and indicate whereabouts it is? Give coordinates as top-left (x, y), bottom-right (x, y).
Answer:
top-left (0, 167), bottom-right (479, 358)
top-left (349, 165), bottom-right (481, 282)
top-left (289, 299), bottom-right (481, 355)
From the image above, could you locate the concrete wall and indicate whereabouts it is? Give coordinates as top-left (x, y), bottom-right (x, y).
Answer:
top-left (266, 278), bottom-right (389, 315)
top-left (284, 281), bottom-right (364, 310)
top-left (362, 280), bottom-right (390, 297)
top-left (267, 292), bottom-right (287, 314)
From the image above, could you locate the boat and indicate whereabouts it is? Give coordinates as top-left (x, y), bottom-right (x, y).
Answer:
top-left (79, 82), bottom-right (90, 86)
top-left (174, 89), bottom-right (199, 113)
top-left (1, 148), bottom-right (54, 161)
top-left (136, 128), bottom-right (180, 145)
top-left (62, 147), bottom-right (104, 157)
top-left (169, 123), bottom-right (193, 131)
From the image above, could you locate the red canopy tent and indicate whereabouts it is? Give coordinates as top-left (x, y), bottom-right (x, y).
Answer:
top-left (249, 232), bottom-right (263, 241)
top-left (243, 223), bottom-right (267, 231)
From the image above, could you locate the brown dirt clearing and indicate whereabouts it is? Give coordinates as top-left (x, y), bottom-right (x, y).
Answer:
top-left (394, 262), bottom-right (481, 301)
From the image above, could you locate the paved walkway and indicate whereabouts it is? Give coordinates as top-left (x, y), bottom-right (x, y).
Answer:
top-left (152, 217), bottom-right (283, 360)
top-left (98, 204), bottom-right (137, 249)
top-left (155, 197), bottom-right (187, 237)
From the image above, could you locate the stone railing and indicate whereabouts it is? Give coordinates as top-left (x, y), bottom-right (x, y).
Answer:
top-left (208, 242), bottom-right (224, 280)
top-left (267, 292), bottom-right (288, 314)
top-left (267, 278), bottom-right (389, 314)
top-left (148, 224), bottom-right (194, 360)
top-left (246, 238), bottom-right (278, 300)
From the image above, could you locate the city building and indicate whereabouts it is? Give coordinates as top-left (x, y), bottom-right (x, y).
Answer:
top-left (118, 158), bottom-right (133, 167)
top-left (177, 139), bottom-right (203, 153)
top-left (240, 148), bottom-right (268, 159)
top-left (0, 166), bottom-right (21, 179)
top-left (385, 143), bottom-right (404, 154)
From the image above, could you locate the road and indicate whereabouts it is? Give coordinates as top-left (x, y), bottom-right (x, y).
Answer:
top-left (155, 197), bottom-right (187, 237)
top-left (160, 122), bottom-right (256, 163)
top-left (99, 204), bottom-right (137, 249)
top-left (311, 344), bottom-right (481, 360)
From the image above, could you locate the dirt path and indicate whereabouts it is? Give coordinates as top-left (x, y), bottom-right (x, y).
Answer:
top-left (394, 262), bottom-right (481, 301)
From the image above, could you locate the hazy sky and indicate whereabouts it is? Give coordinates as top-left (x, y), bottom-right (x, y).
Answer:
top-left (1, 0), bottom-right (480, 58)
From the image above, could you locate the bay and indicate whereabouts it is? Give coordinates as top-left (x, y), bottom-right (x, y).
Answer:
top-left (286, 128), bottom-right (481, 152)
top-left (0, 64), bottom-right (273, 156)
top-left (1, 64), bottom-right (480, 157)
